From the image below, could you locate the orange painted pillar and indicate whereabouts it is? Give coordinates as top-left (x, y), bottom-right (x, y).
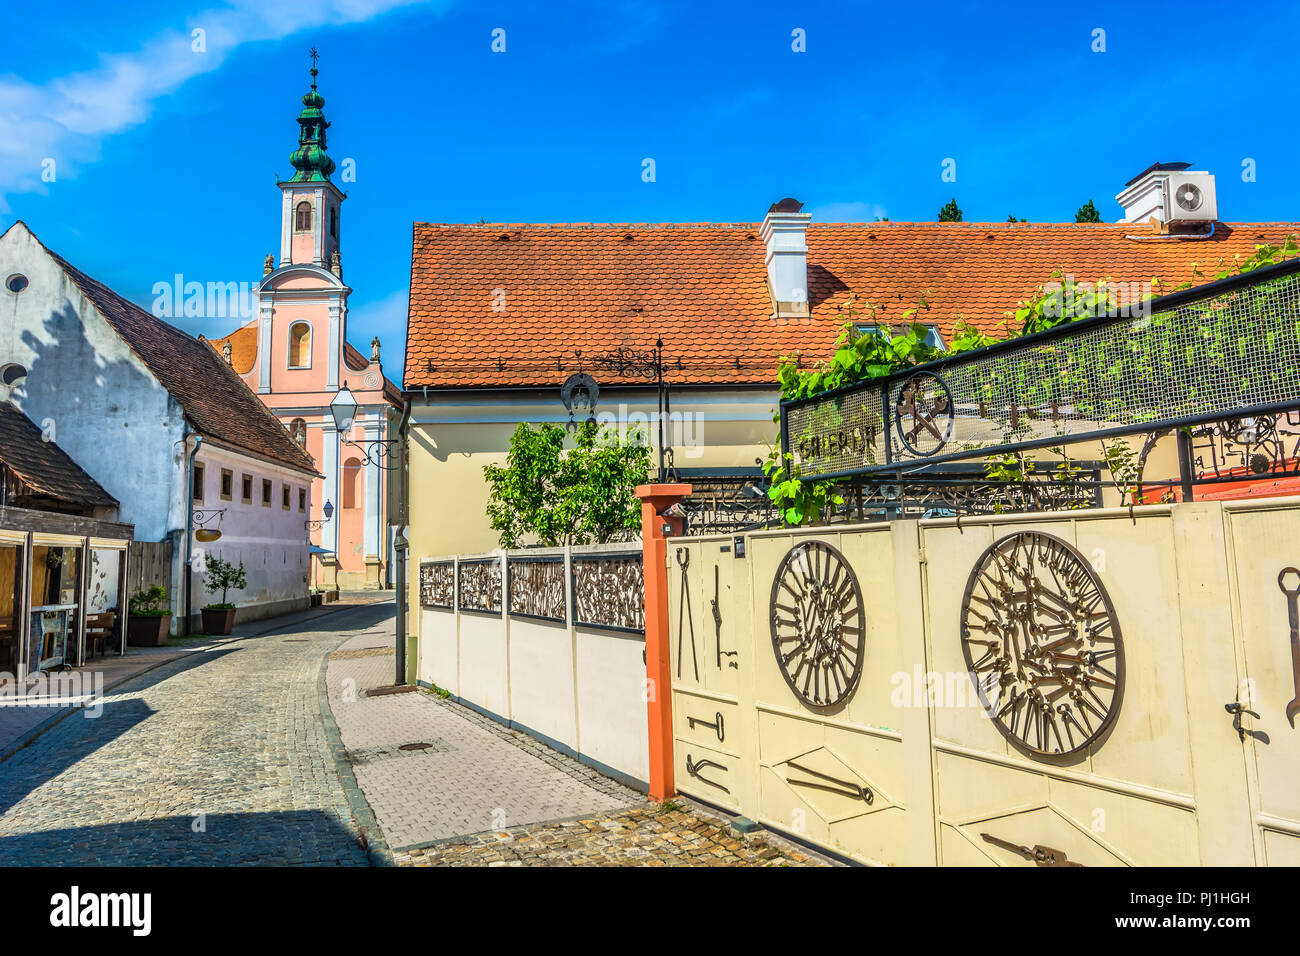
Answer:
top-left (636, 482), bottom-right (692, 802)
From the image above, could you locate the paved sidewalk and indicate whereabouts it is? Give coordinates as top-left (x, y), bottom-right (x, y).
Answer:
top-left (326, 630), bottom-right (632, 849)
top-left (326, 626), bottom-right (832, 866)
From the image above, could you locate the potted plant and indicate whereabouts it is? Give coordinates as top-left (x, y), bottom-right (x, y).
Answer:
top-left (201, 557), bottom-right (246, 635)
top-left (127, 585), bottom-right (172, 646)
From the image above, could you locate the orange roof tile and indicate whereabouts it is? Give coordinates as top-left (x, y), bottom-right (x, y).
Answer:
top-left (404, 220), bottom-right (1300, 389)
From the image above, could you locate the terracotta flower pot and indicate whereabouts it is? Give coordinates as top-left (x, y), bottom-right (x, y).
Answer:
top-left (201, 607), bottom-right (237, 635)
top-left (128, 614), bottom-right (172, 647)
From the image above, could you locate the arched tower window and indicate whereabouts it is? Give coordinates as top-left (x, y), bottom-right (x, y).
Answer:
top-left (295, 201), bottom-right (312, 232)
top-left (288, 322), bottom-right (311, 368)
top-left (342, 456), bottom-right (363, 509)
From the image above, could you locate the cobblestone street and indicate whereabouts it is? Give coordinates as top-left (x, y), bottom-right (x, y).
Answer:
top-left (0, 600), bottom-right (825, 867)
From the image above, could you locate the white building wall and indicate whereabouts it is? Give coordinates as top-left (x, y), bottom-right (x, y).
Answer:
top-left (0, 224), bottom-right (188, 542)
top-left (187, 442), bottom-right (312, 621)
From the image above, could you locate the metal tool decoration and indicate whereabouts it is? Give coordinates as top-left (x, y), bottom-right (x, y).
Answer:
top-left (685, 754), bottom-right (730, 793)
top-left (980, 832), bottom-right (1083, 867)
top-left (711, 564), bottom-right (737, 670)
top-left (1278, 567), bottom-right (1300, 727)
top-left (960, 530), bottom-right (1124, 758)
top-left (675, 547), bottom-right (698, 680)
top-left (687, 711), bottom-right (725, 743)
top-left (785, 760), bottom-right (873, 803)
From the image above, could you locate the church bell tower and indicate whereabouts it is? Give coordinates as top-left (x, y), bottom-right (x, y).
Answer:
top-left (279, 49), bottom-right (344, 274)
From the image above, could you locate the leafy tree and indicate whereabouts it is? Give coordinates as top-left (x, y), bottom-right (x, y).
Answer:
top-left (483, 420), bottom-right (651, 548)
top-left (937, 198), bottom-right (963, 222)
top-left (203, 557), bottom-right (246, 608)
top-left (1007, 214), bottom-right (1026, 222)
top-left (1075, 199), bottom-right (1102, 223)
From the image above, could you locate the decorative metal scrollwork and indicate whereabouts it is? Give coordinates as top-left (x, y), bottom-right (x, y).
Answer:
top-left (508, 557), bottom-right (566, 622)
top-left (961, 531), bottom-right (1124, 758)
top-left (893, 371), bottom-right (954, 457)
top-left (420, 561), bottom-right (454, 609)
top-left (769, 541), bottom-right (866, 711)
top-left (458, 559), bottom-right (502, 613)
top-left (571, 553), bottom-right (644, 632)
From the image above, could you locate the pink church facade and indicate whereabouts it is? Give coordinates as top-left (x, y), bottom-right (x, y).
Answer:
top-left (210, 63), bottom-right (400, 591)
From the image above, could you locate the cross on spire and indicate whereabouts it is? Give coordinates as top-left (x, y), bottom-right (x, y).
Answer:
top-left (308, 47), bottom-right (319, 88)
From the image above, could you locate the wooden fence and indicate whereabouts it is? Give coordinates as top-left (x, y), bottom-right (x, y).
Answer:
top-left (126, 540), bottom-right (173, 596)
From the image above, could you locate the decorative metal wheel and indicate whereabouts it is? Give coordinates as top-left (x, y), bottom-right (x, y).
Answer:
top-left (770, 541), bottom-right (865, 711)
top-left (960, 531), bottom-right (1124, 758)
top-left (893, 372), bottom-right (954, 457)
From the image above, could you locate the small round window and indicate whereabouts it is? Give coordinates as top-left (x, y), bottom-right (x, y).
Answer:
top-left (0, 364), bottom-right (27, 386)
top-left (5, 274), bottom-right (28, 294)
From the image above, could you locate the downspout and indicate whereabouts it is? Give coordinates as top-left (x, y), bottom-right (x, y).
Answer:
top-left (183, 433), bottom-right (203, 635)
top-left (393, 396), bottom-right (413, 685)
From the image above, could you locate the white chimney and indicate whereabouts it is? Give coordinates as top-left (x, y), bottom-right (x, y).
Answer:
top-left (761, 198), bottom-right (811, 318)
top-left (1116, 161), bottom-right (1218, 226)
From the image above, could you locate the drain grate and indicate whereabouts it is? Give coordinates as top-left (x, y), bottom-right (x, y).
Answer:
top-left (345, 739), bottom-right (454, 765)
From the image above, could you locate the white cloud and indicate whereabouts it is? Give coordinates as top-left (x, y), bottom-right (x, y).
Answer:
top-left (810, 201), bottom-right (890, 223)
top-left (0, 0), bottom-right (443, 210)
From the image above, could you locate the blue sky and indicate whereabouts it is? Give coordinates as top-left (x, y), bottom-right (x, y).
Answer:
top-left (2, 0), bottom-right (1297, 381)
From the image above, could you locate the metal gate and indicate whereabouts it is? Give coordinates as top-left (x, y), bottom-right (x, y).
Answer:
top-left (667, 498), bottom-right (1300, 865)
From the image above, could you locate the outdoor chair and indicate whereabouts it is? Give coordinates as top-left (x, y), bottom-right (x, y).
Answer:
top-left (85, 611), bottom-right (115, 660)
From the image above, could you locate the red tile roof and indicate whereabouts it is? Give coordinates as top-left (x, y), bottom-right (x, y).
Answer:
top-left (404, 220), bottom-right (1300, 389)
top-left (38, 244), bottom-right (319, 475)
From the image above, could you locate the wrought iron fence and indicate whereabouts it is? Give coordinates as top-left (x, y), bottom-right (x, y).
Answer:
top-left (782, 257), bottom-right (1300, 482)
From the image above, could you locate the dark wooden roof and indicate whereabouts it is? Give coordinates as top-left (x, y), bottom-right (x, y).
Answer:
top-left (0, 402), bottom-right (118, 508)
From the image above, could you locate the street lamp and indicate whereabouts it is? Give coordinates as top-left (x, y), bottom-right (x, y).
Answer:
top-left (305, 498), bottom-right (335, 532)
top-left (328, 385), bottom-right (401, 470)
top-left (329, 384), bottom-right (358, 433)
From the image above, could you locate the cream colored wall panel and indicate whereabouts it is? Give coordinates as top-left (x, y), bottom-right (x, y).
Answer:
top-left (457, 612), bottom-right (510, 718)
top-left (507, 618), bottom-right (577, 752)
top-left (417, 608), bottom-right (458, 696)
top-left (1262, 829), bottom-right (1300, 866)
top-left (757, 764), bottom-right (832, 851)
top-left (954, 805), bottom-right (1120, 867)
top-left (921, 523), bottom-right (1013, 756)
top-left (1047, 776), bottom-right (1199, 866)
top-left (939, 824), bottom-right (995, 866)
top-left (828, 805), bottom-right (907, 866)
top-left (678, 739), bottom-right (741, 813)
top-left (1225, 508), bottom-right (1300, 829)
top-left (673, 690), bottom-right (737, 758)
top-left (756, 707), bottom-right (827, 765)
top-left (824, 725), bottom-right (906, 810)
top-left (1073, 517), bottom-right (1193, 794)
top-left (574, 628), bottom-right (649, 784)
top-left (934, 749), bottom-right (1050, 822)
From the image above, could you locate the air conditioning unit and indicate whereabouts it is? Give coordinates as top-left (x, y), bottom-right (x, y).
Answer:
top-left (1163, 172), bottom-right (1217, 224)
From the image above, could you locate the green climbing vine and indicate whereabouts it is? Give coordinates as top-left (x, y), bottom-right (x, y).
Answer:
top-left (765, 236), bottom-right (1300, 525)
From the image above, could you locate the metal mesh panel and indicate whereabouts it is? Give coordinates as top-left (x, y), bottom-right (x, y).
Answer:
top-left (787, 268), bottom-right (1300, 479)
top-left (784, 383), bottom-right (884, 478)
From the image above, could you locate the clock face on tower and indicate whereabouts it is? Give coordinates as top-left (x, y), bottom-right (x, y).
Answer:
top-left (960, 531), bottom-right (1124, 758)
top-left (769, 541), bottom-right (866, 711)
